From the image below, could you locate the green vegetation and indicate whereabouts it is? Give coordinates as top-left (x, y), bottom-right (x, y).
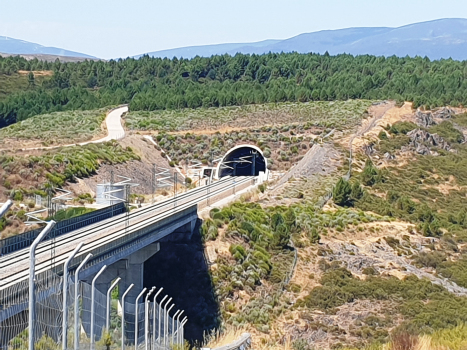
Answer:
top-left (127, 100), bottom-right (372, 132)
top-left (2, 53), bottom-right (467, 128)
top-left (0, 141), bottom-right (139, 190)
top-left (411, 252), bottom-right (467, 289)
top-left (298, 264), bottom-right (467, 336)
top-left (0, 108), bottom-right (107, 146)
top-left (429, 121), bottom-right (465, 144)
top-left (156, 127), bottom-right (312, 171)
top-left (47, 207), bottom-right (95, 221)
top-left (351, 120), bottom-right (467, 238)
top-left (205, 201), bottom-right (382, 330)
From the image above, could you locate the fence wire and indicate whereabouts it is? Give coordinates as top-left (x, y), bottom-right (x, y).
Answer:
top-left (0, 271), bottom-right (183, 350)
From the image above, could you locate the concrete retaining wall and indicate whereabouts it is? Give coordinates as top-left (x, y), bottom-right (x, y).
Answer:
top-left (206, 333), bottom-right (252, 350)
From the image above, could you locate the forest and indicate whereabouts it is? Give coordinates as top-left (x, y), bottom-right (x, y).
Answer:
top-left (1, 52), bottom-right (467, 128)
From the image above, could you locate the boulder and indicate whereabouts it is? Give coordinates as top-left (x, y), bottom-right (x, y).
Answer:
top-left (362, 143), bottom-right (375, 155)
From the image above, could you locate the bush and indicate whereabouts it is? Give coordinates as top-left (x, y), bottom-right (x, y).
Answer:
top-left (412, 251), bottom-right (446, 269)
top-left (389, 122), bottom-right (418, 135)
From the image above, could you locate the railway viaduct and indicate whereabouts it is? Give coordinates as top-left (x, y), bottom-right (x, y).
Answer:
top-left (0, 144), bottom-right (268, 348)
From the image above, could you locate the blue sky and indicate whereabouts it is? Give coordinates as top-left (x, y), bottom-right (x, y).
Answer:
top-left (1, 0), bottom-right (466, 59)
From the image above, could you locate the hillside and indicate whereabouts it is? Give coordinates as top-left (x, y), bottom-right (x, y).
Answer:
top-left (194, 102), bottom-right (467, 349)
top-left (1, 52), bottom-right (467, 131)
top-left (2, 98), bottom-right (467, 349)
top-left (139, 18), bottom-right (467, 60)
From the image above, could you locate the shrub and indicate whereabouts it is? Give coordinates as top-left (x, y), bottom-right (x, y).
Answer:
top-left (412, 252), bottom-right (446, 269)
top-left (389, 121), bottom-right (418, 135)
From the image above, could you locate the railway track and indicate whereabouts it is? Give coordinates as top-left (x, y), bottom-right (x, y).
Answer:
top-left (0, 176), bottom-right (254, 290)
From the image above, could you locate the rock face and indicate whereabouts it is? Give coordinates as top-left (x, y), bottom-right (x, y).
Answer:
top-left (433, 107), bottom-right (455, 119)
top-left (414, 110), bottom-right (436, 127)
top-left (414, 107), bottom-right (456, 127)
top-left (407, 129), bottom-right (451, 154)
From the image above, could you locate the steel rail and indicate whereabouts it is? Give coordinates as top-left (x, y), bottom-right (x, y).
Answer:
top-left (0, 175), bottom-right (240, 265)
top-left (0, 176), bottom-right (254, 289)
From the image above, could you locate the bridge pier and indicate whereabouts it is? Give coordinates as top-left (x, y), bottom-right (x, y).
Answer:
top-left (116, 243), bottom-right (160, 300)
top-left (79, 243), bottom-right (160, 341)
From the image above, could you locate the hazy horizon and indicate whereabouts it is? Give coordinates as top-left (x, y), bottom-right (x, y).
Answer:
top-left (1, 0), bottom-right (467, 59)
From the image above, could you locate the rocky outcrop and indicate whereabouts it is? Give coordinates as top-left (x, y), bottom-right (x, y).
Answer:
top-left (407, 129), bottom-right (451, 154)
top-left (414, 107), bottom-right (456, 127)
top-left (433, 107), bottom-right (455, 119)
top-left (414, 110), bottom-right (436, 128)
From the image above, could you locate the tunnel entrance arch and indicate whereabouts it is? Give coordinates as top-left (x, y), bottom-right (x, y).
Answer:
top-left (216, 144), bottom-right (267, 178)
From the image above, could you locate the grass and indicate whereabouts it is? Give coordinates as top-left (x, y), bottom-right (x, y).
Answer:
top-left (47, 207), bottom-right (95, 221)
top-left (206, 201), bottom-right (383, 333)
top-left (0, 108), bottom-right (108, 147)
top-left (125, 100), bottom-right (373, 132)
top-left (203, 327), bottom-right (248, 349)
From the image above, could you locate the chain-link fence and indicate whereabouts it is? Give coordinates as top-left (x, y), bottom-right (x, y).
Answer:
top-left (0, 271), bottom-right (185, 350)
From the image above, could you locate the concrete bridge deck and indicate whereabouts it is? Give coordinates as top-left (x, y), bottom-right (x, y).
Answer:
top-left (0, 176), bottom-right (255, 291)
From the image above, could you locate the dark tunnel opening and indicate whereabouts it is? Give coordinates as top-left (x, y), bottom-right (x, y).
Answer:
top-left (218, 145), bottom-right (266, 178)
top-left (143, 220), bottom-right (220, 344)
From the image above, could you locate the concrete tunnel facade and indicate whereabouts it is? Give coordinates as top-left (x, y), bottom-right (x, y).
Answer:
top-left (216, 144), bottom-right (267, 179)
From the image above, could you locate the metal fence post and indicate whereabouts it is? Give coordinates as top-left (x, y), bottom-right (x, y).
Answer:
top-left (62, 243), bottom-right (83, 350)
top-left (152, 288), bottom-right (163, 348)
top-left (91, 265), bottom-right (107, 350)
top-left (135, 288), bottom-right (147, 350)
top-left (164, 303), bottom-right (174, 348)
top-left (158, 295), bottom-right (168, 344)
top-left (175, 310), bottom-right (184, 345)
top-left (171, 310), bottom-right (180, 346)
top-left (179, 317), bottom-right (188, 346)
top-left (121, 284), bottom-right (134, 350)
top-left (106, 277), bottom-right (121, 331)
top-left (144, 287), bottom-right (156, 350)
top-left (74, 254), bottom-right (93, 350)
top-left (28, 220), bottom-right (56, 350)
top-left (0, 199), bottom-right (13, 219)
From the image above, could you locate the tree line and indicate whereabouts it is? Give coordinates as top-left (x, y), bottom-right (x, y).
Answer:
top-left (1, 52), bottom-right (467, 127)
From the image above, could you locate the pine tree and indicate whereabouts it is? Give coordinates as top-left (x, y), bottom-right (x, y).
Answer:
top-left (333, 178), bottom-right (352, 206)
top-left (361, 159), bottom-right (379, 186)
top-left (28, 71), bottom-right (35, 87)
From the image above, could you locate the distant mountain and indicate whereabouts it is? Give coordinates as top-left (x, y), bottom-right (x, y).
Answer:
top-left (134, 39), bottom-right (280, 59)
top-left (138, 18), bottom-right (467, 61)
top-left (0, 36), bottom-right (96, 59)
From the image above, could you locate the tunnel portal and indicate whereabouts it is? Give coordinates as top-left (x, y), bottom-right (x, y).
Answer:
top-left (217, 145), bottom-right (267, 178)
